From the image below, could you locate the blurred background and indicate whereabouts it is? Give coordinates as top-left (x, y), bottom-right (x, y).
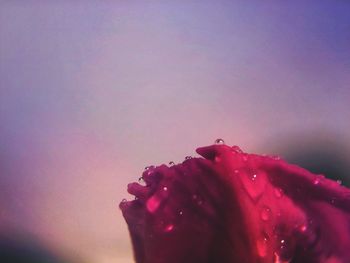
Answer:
top-left (1, 1), bottom-right (349, 262)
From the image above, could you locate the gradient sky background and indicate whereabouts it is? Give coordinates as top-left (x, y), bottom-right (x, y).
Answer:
top-left (1, 1), bottom-right (350, 263)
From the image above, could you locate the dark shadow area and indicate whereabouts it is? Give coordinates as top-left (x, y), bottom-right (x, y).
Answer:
top-left (284, 145), bottom-right (350, 187)
top-left (260, 132), bottom-right (350, 187)
top-left (0, 232), bottom-right (73, 263)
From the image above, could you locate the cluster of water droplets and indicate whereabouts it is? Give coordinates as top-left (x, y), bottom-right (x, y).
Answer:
top-left (214, 138), bottom-right (245, 156)
top-left (144, 165), bottom-right (156, 178)
top-left (256, 231), bottom-right (293, 262)
top-left (255, 229), bottom-right (294, 262)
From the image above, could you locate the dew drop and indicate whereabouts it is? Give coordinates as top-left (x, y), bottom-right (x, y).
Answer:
top-left (138, 177), bottom-right (144, 183)
top-left (121, 198), bottom-right (127, 203)
top-left (256, 233), bottom-right (269, 258)
top-left (313, 175), bottom-right (325, 185)
top-left (144, 166), bottom-right (155, 176)
top-left (272, 155), bottom-right (281, 161)
top-left (185, 156), bottom-right (192, 160)
top-left (231, 145), bottom-right (243, 153)
top-left (214, 156), bottom-right (221, 162)
top-left (241, 171), bottom-right (266, 201)
top-left (299, 224), bottom-right (307, 233)
top-left (163, 186), bottom-right (168, 191)
top-left (273, 252), bottom-right (286, 263)
top-left (336, 179), bottom-right (342, 185)
top-left (251, 173), bottom-right (257, 181)
top-left (169, 161), bottom-right (175, 166)
top-left (260, 206), bottom-right (272, 221)
top-left (274, 188), bottom-right (284, 198)
top-left (274, 239), bottom-right (293, 263)
top-left (164, 224), bottom-right (174, 232)
top-left (179, 211), bottom-right (183, 216)
top-left (192, 194), bottom-right (203, 205)
top-left (146, 195), bottom-right (161, 213)
top-left (214, 138), bottom-right (225, 145)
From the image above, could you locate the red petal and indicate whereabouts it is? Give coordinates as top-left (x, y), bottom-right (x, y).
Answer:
top-left (120, 144), bottom-right (350, 263)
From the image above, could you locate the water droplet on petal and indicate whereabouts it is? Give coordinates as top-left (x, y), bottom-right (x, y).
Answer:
top-left (179, 211), bottom-right (183, 216)
top-left (164, 224), bottom-right (174, 232)
top-left (144, 165), bottom-right (155, 176)
top-left (138, 177), bottom-right (144, 183)
top-left (169, 161), bottom-right (175, 166)
top-left (260, 206), bottom-right (272, 221)
top-left (214, 138), bottom-right (225, 145)
top-left (146, 195), bottom-right (161, 213)
top-left (274, 252), bottom-right (288, 263)
top-left (231, 145), bottom-right (243, 153)
top-left (185, 156), bottom-right (192, 160)
top-left (274, 188), bottom-right (284, 198)
top-left (192, 194), bottom-right (203, 205)
top-left (272, 155), bottom-right (281, 161)
top-left (214, 156), bottom-right (221, 162)
top-left (121, 198), bottom-right (127, 203)
top-left (251, 173), bottom-right (257, 181)
top-left (163, 186), bottom-right (168, 191)
top-left (274, 239), bottom-right (293, 263)
top-left (256, 233), bottom-right (269, 257)
top-left (299, 224), bottom-right (307, 232)
top-left (313, 175), bottom-right (325, 185)
top-left (241, 171), bottom-right (267, 202)
top-left (336, 179), bottom-right (342, 185)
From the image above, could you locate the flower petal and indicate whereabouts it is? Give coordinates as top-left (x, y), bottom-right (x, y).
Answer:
top-left (120, 144), bottom-right (350, 263)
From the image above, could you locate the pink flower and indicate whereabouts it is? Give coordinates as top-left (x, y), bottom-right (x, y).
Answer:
top-left (120, 143), bottom-right (350, 263)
